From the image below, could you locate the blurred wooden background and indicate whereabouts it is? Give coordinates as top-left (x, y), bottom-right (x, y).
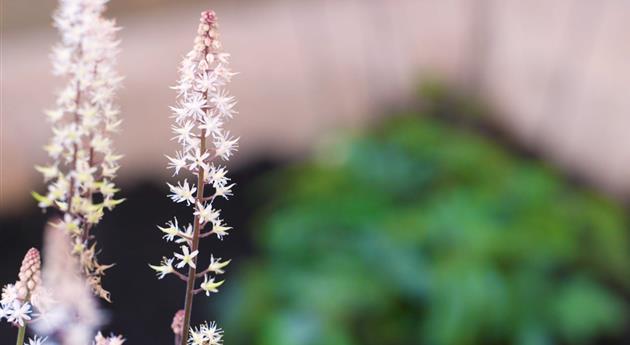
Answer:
top-left (2, 0), bottom-right (630, 213)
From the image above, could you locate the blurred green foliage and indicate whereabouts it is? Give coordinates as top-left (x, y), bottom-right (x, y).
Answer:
top-left (220, 97), bottom-right (630, 345)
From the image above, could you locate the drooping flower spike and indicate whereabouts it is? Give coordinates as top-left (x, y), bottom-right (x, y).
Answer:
top-left (33, 0), bottom-right (124, 302)
top-left (151, 9), bottom-right (237, 345)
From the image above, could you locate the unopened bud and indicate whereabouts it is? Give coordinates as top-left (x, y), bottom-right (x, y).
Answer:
top-left (171, 309), bottom-right (185, 336)
top-left (17, 248), bottom-right (41, 300)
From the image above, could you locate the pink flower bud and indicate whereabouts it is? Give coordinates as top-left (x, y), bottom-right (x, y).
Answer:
top-left (171, 309), bottom-right (185, 335)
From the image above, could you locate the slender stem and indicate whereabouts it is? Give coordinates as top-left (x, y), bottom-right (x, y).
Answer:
top-left (15, 325), bottom-right (26, 345)
top-left (180, 129), bottom-right (207, 345)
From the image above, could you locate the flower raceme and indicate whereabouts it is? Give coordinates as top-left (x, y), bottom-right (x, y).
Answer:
top-left (32, 0), bottom-right (124, 302)
top-left (150, 9), bottom-right (237, 345)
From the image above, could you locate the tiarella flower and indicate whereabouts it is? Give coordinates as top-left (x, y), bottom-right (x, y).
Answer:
top-left (168, 179), bottom-right (197, 205)
top-left (188, 148), bottom-right (210, 172)
top-left (1, 284), bottom-right (18, 305)
top-left (8, 301), bottom-right (32, 327)
top-left (198, 116), bottom-right (223, 137)
top-left (152, 10), bottom-right (238, 345)
top-left (149, 258), bottom-right (175, 279)
top-left (194, 202), bottom-right (220, 225)
top-left (175, 223), bottom-right (194, 244)
top-left (205, 165), bottom-right (229, 187)
top-left (188, 322), bottom-right (224, 345)
top-left (172, 121), bottom-right (196, 146)
top-left (94, 332), bottom-right (126, 345)
top-left (195, 71), bottom-right (218, 93)
top-left (213, 183), bottom-right (234, 200)
top-left (189, 327), bottom-right (206, 345)
top-left (206, 256), bottom-right (230, 275)
top-left (167, 151), bottom-right (189, 176)
top-left (212, 131), bottom-right (239, 161)
top-left (34, 0), bottom-right (124, 301)
top-left (158, 218), bottom-right (181, 242)
top-left (200, 276), bottom-right (223, 296)
top-left (183, 93), bottom-right (208, 120)
top-left (210, 90), bottom-right (237, 119)
top-left (174, 246), bottom-right (199, 269)
top-left (35, 165), bottom-right (60, 182)
top-left (27, 335), bottom-right (48, 345)
top-left (210, 220), bottom-right (231, 240)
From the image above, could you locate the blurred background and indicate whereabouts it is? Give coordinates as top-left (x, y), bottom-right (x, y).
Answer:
top-left (2, 0), bottom-right (630, 344)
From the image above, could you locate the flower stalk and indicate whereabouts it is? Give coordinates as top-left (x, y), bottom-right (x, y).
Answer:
top-left (182, 127), bottom-right (208, 344)
top-left (16, 326), bottom-right (26, 345)
top-left (33, 0), bottom-right (124, 302)
top-left (150, 9), bottom-right (238, 345)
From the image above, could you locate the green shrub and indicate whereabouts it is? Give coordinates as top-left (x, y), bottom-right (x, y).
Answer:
top-left (220, 110), bottom-right (630, 345)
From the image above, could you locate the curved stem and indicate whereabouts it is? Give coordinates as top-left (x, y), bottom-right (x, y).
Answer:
top-left (16, 325), bottom-right (26, 345)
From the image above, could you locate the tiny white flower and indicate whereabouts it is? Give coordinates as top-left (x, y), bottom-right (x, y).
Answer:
top-left (167, 179), bottom-right (197, 205)
top-left (207, 255), bottom-right (230, 275)
top-left (210, 89), bottom-right (236, 118)
top-left (202, 321), bottom-right (224, 345)
top-left (170, 104), bottom-right (189, 123)
top-left (198, 115), bottom-right (223, 136)
top-left (45, 108), bottom-right (64, 122)
top-left (149, 257), bottom-right (175, 279)
top-left (211, 219), bottom-right (232, 240)
top-left (189, 327), bottom-right (206, 345)
top-left (166, 151), bottom-right (188, 176)
top-left (195, 71), bottom-right (218, 93)
top-left (8, 301), bottom-right (32, 327)
top-left (175, 223), bottom-right (194, 244)
top-left (188, 148), bottom-right (210, 172)
top-left (213, 131), bottom-right (239, 160)
top-left (183, 92), bottom-right (208, 119)
top-left (158, 218), bottom-right (180, 242)
top-left (174, 246), bottom-right (199, 269)
top-left (214, 64), bottom-right (237, 85)
top-left (205, 164), bottom-right (229, 187)
top-left (194, 202), bottom-right (220, 225)
top-left (27, 335), bottom-right (48, 345)
top-left (214, 183), bottom-right (235, 200)
top-left (1, 284), bottom-right (18, 305)
top-left (172, 121), bottom-right (196, 146)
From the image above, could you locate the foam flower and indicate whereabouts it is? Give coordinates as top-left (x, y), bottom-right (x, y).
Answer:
top-left (33, 0), bottom-right (124, 302)
top-left (151, 10), bottom-right (238, 345)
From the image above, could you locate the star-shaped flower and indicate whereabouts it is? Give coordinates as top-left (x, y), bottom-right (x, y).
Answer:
top-left (7, 301), bottom-right (32, 327)
top-left (174, 246), bottom-right (199, 269)
top-left (149, 257), bottom-right (175, 279)
top-left (167, 179), bottom-right (197, 205)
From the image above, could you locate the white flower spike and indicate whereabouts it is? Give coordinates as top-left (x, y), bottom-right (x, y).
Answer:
top-left (34, 0), bottom-right (124, 302)
top-left (152, 9), bottom-right (238, 345)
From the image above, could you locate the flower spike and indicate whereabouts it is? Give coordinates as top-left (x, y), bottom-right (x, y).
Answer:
top-left (151, 9), bottom-right (237, 345)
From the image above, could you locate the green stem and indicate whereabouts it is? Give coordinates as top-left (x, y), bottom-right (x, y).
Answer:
top-left (16, 325), bottom-right (26, 345)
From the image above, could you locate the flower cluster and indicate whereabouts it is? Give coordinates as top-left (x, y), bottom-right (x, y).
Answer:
top-left (1, 249), bottom-right (52, 329)
top-left (33, 0), bottom-right (124, 302)
top-left (93, 332), bottom-right (125, 345)
top-left (26, 336), bottom-right (48, 345)
top-left (150, 10), bottom-right (237, 345)
top-left (188, 322), bottom-right (224, 345)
